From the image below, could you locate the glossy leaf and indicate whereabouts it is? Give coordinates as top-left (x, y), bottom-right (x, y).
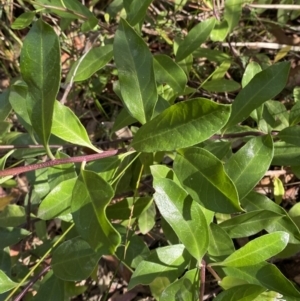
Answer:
top-left (153, 54), bottom-right (187, 93)
top-left (241, 192), bottom-right (300, 244)
top-left (131, 98), bottom-right (231, 152)
top-left (52, 101), bottom-right (99, 153)
top-left (208, 223), bottom-right (235, 257)
top-left (128, 244), bottom-right (191, 289)
top-left (138, 201), bottom-right (156, 234)
top-left (67, 45), bottom-right (113, 83)
top-left (278, 126), bottom-right (300, 147)
top-left (160, 269), bottom-right (199, 301)
top-left (202, 79), bottom-right (240, 92)
top-left (176, 18), bottom-right (216, 62)
top-left (219, 210), bottom-right (284, 238)
top-left (0, 227), bottom-right (30, 249)
top-left (223, 261), bottom-right (300, 298)
top-left (32, 271), bottom-right (64, 301)
top-left (38, 178), bottom-right (77, 220)
top-left (124, 0), bottom-right (153, 25)
top-left (114, 18), bottom-right (157, 124)
top-left (71, 170), bottom-right (121, 253)
top-left (174, 147), bottom-right (241, 213)
top-left (214, 284), bottom-right (266, 301)
top-left (20, 19), bottom-right (60, 151)
top-left (224, 62), bottom-right (290, 130)
top-left (212, 232), bottom-right (289, 267)
top-left (224, 135), bottom-right (274, 199)
top-left (0, 270), bottom-right (19, 294)
top-left (52, 237), bottom-right (102, 281)
top-left (153, 178), bottom-right (209, 261)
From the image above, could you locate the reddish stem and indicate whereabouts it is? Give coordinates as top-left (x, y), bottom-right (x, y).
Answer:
top-left (0, 149), bottom-right (126, 177)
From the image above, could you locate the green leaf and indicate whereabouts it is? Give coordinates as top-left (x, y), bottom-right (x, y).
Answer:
top-left (273, 177), bottom-right (284, 204)
top-left (223, 261), bottom-right (300, 298)
top-left (86, 155), bottom-right (122, 182)
top-left (0, 227), bottom-right (30, 249)
top-left (106, 197), bottom-right (152, 220)
top-left (212, 232), bottom-right (289, 267)
top-left (263, 100), bottom-right (289, 131)
top-left (174, 147), bottom-right (241, 213)
top-left (38, 178), bottom-right (77, 220)
top-left (32, 271), bottom-right (64, 301)
top-left (278, 126), bottom-right (300, 147)
top-left (9, 80), bottom-right (32, 134)
top-left (210, 20), bottom-right (229, 42)
top-left (224, 0), bottom-right (243, 32)
top-left (47, 151), bottom-right (77, 190)
top-left (52, 101), bottom-right (99, 153)
top-left (224, 135), bottom-right (274, 199)
top-left (176, 18), bottom-right (216, 62)
top-left (153, 178), bottom-right (209, 261)
top-left (67, 45), bottom-right (113, 83)
top-left (131, 98), bottom-right (231, 152)
top-left (208, 223), bottom-right (235, 257)
top-left (153, 54), bottom-right (187, 93)
top-left (272, 141), bottom-right (300, 166)
top-left (114, 18), bottom-right (157, 124)
top-left (160, 269), bottom-right (199, 301)
top-left (11, 11), bottom-right (35, 29)
top-left (0, 205), bottom-right (26, 227)
top-left (289, 101), bottom-right (300, 126)
top-left (0, 90), bottom-right (12, 121)
top-left (214, 284), bottom-right (266, 301)
top-left (193, 48), bottom-right (231, 63)
top-left (20, 19), bottom-right (61, 153)
top-left (0, 270), bottom-right (19, 294)
top-left (224, 62), bottom-right (290, 130)
top-left (111, 108), bottom-right (137, 133)
top-left (202, 79), bottom-right (240, 92)
top-left (138, 201), bottom-right (156, 234)
top-left (242, 192), bottom-right (300, 244)
top-left (219, 210), bottom-right (284, 238)
top-left (124, 0), bottom-right (153, 25)
top-left (128, 244), bottom-right (191, 290)
top-left (52, 237), bottom-right (102, 281)
top-left (242, 62), bottom-right (262, 88)
top-left (71, 170), bottom-right (121, 253)
top-left (34, 0), bottom-right (97, 31)
top-left (115, 225), bottom-right (150, 269)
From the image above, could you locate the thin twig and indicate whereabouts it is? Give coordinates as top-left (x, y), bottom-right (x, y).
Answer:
top-left (221, 42), bottom-right (300, 51)
top-left (13, 265), bottom-right (51, 301)
top-left (0, 149), bottom-right (127, 177)
top-left (246, 4), bottom-right (300, 10)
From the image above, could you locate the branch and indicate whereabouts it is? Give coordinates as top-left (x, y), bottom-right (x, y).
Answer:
top-left (0, 149), bottom-right (127, 177)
